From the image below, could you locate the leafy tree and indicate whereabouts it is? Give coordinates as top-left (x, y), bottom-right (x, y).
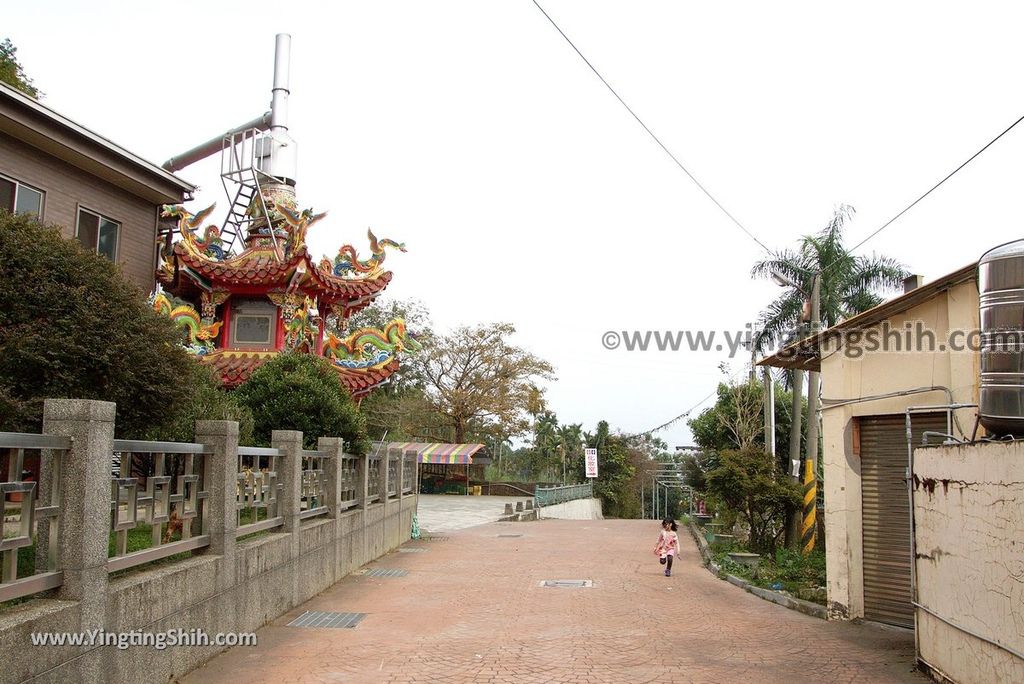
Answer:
top-left (0, 38), bottom-right (40, 98)
top-left (344, 297), bottom-right (432, 393)
top-left (688, 379), bottom-right (804, 475)
top-left (0, 210), bottom-right (224, 438)
top-left (705, 447), bottom-right (801, 554)
top-left (235, 353), bottom-right (369, 452)
top-left (420, 322), bottom-right (554, 443)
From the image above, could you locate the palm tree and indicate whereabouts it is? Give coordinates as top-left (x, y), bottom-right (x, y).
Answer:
top-left (555, 423), bottom-right (584, 483)
top-left (751, 205), bottom-right (907, 547)
top-left (533, 411), bottom-right (560, 482)
top-left (751, 205), bottom-right (907, 350)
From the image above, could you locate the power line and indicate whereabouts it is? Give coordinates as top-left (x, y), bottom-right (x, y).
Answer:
top-left (625, 364), bottom-right (749, 438)
top-left (847, 111), bottom-right (1024, 256)
top-left (530, 0), bottom-right (770, 253)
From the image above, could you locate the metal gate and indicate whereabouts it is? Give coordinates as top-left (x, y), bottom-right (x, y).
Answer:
top-left (859, 412), bottom-right (947, 628)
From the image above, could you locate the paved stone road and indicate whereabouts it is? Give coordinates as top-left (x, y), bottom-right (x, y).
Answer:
top-left (181, 519), bottom-right (925, 684)
top-left (416, 494), bottom-right (532, 534)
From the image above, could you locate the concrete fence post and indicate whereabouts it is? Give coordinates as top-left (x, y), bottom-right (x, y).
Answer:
top-left (319, 437), bottom-right (344, 518)
top-left (41, 399), bottom-right (114, 603)
top-left (41, 399), bottom-right (116, 681)
top-left (359, 452), bottom-right (370, 507)
top-left (272, 430), bottom-right (304, 534)
top-left (195, 420), bottom-right (239, 592)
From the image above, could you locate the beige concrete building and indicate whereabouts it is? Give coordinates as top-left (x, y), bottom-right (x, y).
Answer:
top-left (761, 264), bottom-right (981, 628)
top-left (0, 81), bottom-right (194, 290)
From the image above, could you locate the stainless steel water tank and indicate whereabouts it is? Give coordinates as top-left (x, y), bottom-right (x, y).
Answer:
top-left (980, 239), bottom-right (1024, 436)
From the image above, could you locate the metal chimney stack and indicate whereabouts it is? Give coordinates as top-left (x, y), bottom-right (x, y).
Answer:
top-left (261, 33), bottom-right (297, 185)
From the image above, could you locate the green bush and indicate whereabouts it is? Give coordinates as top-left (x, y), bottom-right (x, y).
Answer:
top-left (0, 210), bottom-right (227, 438)
top-left (705, 447), bottom-right (801, 554)
top-left (234, 353), bottom-right (369, 452)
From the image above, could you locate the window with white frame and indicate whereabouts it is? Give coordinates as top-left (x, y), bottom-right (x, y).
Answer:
top-left (76, 207), bottom-right (119, 261)
top-left (0, 174), bottom-right (44, 219)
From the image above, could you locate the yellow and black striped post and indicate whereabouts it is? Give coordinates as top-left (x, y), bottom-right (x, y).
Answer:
top-left (801, 459), bottom-right (816, 556)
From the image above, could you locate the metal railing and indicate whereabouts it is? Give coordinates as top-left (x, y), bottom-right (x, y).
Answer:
top-left (300, 450), bottom-right (329, 519)
top-left (237, 446), bottom-right (283, 537)
top-left (534, 482), bottom-right (594, 507)
top-left (108, 439), bottom-right (211, 573)
top-left (0, 432), bottom-right (70, 603)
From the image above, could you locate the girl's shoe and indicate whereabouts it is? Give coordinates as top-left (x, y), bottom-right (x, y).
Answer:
top-left (664, 569), bottom-right (671, 577)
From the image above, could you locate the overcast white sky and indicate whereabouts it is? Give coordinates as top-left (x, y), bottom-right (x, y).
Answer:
top-left (7, 1), bottom-right (1024, 447)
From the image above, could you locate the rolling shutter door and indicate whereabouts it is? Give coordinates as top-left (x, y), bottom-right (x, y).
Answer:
top-left (859, 412), bottom-right (947, 628)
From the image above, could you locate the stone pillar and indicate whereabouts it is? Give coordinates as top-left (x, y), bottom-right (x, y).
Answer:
top-left (42, 399), bottom-right (115, 682)
top-left (272, 430), bottom-right (304, 604)
top-left (41, 400), bottom-right (114, 603)
top-left (195, 420), bottom-right (239, 592)
top-left (359, 452), bottom-right (370, 507)
top-left (318, 437), bottom-right (344, 518)
top-left (272, 430), bottom-right (304, 534)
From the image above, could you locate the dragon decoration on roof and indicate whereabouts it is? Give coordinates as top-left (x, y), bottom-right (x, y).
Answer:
top-left (150, 198), bottom-right (420, 398)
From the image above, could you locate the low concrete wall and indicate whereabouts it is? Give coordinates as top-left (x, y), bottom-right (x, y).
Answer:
top-left (0, 498), bottom-right (415, 683)
top-left (0, 400), bottom-right (417, 684)
top-left (537, 498), bottom-right (603, 520)
top-left (913, 441), bottom-right (1024, 684)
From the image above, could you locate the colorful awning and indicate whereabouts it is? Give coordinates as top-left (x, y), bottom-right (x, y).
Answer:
top-left (387, 442), bottom-right (487, 464)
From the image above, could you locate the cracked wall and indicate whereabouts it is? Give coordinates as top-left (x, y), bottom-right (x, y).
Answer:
top-left (914, 441), bottom-right (1024, 684)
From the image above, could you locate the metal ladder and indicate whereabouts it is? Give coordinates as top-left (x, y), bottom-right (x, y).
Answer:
top-left (219, 128), bottom-right (282, 256)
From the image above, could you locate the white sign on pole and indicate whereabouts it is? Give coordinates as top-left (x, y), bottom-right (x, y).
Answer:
top-left (584, 448), bottom-right (598, 478)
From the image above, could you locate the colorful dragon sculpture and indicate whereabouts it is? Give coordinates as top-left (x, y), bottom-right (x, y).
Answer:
top-left (322, 319), bottom-right (422, 369)
top-left (160, 204), bottom-right (226, 261)
top-left (284, 296), bottom-right (320, 352)
top-left (151, 292), bottom-right (223, 354)
top-left (319, 229), bottom-right (406, 277)
top-left (276, 203), bottom-right (326, 259)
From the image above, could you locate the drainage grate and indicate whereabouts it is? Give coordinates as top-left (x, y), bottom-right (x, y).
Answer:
top-left (540, 579), bottom-right (593, 588)
top-left (363, 568), bottom-right (408, 578)
top-left (398, 547), bottom-right (426, 553)
top-left (421, 536), bottom-right (449, 542)
top-left (497, 534), bottom-right (522, 538)
top-left (287, 611), bottom-right (367, 629)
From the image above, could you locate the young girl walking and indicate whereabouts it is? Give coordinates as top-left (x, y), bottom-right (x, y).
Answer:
top-left (653, 518), bottom-right (679, 577)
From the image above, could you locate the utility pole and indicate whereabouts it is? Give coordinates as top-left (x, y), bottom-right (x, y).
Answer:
top-left (802, 273), bottom-right (821, 556)
top-left (763, 367), bottom-right (775, 457)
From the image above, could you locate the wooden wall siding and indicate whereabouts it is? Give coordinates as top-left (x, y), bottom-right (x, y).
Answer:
top-left (0, 132), bottom-right (159, 290)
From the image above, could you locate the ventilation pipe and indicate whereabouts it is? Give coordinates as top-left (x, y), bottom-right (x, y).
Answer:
top-left (261, 33), bottom-right (297, 184)
top-left (161, 34), bottom-right (296, 178)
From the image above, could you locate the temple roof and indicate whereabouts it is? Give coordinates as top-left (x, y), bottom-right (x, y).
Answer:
top-left (200, 350), bottom-right (399, 399)
top-left (163, 244), bottom-right (392, 307)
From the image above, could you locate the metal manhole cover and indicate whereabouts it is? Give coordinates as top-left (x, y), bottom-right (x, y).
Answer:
top-left (287, 611), bottom-right (367, 629)
top-left (498, 534), bottom-right (522, 538)
top-left (540, 580), bottom-right (593, 588)
top-left (398, 547), bottom-right (426, 553)
top-left (363, 568), bottom-right (408, 578)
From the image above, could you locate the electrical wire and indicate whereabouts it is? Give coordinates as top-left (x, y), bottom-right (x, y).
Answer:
top-left (530, 0), bottom-right (770, 253)
top-left (835, 111), bottom-right (1024, 267)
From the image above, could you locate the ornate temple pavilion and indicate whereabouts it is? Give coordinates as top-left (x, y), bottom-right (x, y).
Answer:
top-left (152, 188), bottom-right (418, 401)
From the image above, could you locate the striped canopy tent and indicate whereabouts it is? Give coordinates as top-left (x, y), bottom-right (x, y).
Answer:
top-left (387, 442), bottom-right (487, 464)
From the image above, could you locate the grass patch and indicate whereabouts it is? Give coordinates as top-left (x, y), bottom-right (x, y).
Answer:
top-left (712, 546), bottom-right (827, 604)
